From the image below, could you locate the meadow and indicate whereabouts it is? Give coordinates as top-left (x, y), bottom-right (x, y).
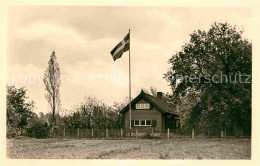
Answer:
top-left (6, 138), bottom-right (251, 159)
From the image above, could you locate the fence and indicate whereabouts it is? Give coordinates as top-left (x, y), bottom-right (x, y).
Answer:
top-left (25, 127), bottom-right (250, 139)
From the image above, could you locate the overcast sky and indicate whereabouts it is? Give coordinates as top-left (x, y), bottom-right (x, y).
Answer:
top-left (7, 6), bottom-right (251, 115)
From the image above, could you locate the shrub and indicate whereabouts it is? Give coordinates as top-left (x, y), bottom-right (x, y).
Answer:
top-left (27, 122), bottom-right (50, 139)
top-left (6, 126), bottom-right (22, 138)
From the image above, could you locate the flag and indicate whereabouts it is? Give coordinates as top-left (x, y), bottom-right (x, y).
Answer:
top-left (110, 32), bottom-right (130, 61)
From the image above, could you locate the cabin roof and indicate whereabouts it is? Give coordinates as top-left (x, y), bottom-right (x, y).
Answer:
top-left (120, 90), bottom-right (178, 116)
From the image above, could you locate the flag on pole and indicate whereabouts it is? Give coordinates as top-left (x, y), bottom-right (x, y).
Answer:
top-left (110, 32), bottom-right (130, 61)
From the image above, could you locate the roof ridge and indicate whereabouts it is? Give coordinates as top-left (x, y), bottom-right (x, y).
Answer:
top-left (120, 91), bottom-right (178, 116)
top-left (143, 92), bottom-right (157, 98)
top-left (144, 92), bottom-right (165, 102)
top-left (144, 93), bottom-right (176, 111)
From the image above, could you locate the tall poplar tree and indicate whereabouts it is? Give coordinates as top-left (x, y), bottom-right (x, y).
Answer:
top-left (43, 51), bottom-right (61, 123)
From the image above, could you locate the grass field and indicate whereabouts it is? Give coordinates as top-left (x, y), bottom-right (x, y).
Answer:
top-left (6, 138), bottom-right (251, 159)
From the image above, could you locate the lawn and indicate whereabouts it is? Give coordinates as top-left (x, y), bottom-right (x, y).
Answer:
top-left (6, 138), bottom-right (251, 159)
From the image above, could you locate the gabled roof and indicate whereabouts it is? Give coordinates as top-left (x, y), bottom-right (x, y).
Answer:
top-left (120, 90), bottom-right (178, 116)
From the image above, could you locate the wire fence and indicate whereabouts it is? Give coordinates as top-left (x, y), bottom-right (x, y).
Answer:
top-left (25, 127), bottom-right (250, 139)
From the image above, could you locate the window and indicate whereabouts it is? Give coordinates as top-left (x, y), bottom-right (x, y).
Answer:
top-left (146, 120), bottom-right (151, 126)
top-left (136, 103), bottom-right (150, 109)
top-left (134, 120), bottom-right (152, 126)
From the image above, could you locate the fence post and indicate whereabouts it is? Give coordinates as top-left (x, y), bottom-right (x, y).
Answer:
top-left (120, 128), bottom-right (123, 138)
top-left (167, 128), bottom-right (170, 139)
top-left (192, 129), bottom-right (194, 139)
top-left (106, 128), bottom-right (108, 138)
top-left (63, 127), bottom-right (66, 138)
top-left (221, 131), bottom-right (224, 138)
top-left (224, 128), bottom-right (226, 138)
top-left (136, 129), bottom-right (138, 138)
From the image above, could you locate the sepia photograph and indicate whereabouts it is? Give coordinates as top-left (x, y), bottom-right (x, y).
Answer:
top-left (0, 0), bottom-right (259, 164)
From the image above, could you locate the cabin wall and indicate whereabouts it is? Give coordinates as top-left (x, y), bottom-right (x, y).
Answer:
top-left (124, 98), bottom-right (163, 132)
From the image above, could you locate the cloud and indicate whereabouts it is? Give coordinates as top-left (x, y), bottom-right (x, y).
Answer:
top-left (16, 21), bottom-right (85, 44)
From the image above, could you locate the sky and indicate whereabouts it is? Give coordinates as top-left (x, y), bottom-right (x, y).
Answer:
top-left (7, 6), bottom-right (252, 115)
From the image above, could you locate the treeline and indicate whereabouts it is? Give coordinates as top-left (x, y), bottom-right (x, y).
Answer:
top-left (61, 96), bottom-right (125, 129)
top-left (6, 85), bottom-right (127, 138)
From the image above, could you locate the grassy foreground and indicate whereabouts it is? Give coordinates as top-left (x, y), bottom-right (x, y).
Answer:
top-left (6, 138), bottom-right (251, 159)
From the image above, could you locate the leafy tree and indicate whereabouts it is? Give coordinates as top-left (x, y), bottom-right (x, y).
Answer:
top-left (164, 22), bottom-right (251, 131)
top-left (112, 97), bottom-right (128, 129)
top-left (6, 85), bottom-right (37, 138)
top-left (43, 51), bottom-right (61, 123)
top-left (62, 96), bottom-right (126, 130)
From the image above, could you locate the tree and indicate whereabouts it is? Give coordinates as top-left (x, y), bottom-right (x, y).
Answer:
top-left (6, 85), bottom-right (37, 137)
top-left (62, 96), bottom-right (126, 130)
top-left (164, 22), bottom-right (251, 131)
top-left (141, 86), bottom-right (158, 97)
top-left (112, 97), bottom-right (129, 129)
top-left (43, 51), bottom-right (61, 123)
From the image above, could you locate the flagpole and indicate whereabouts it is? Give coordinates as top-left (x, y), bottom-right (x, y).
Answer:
top-left (200, 77), bottom-right (204, 153)
top-left (129, 29), bottom-right (132, 133)
top-left (201, 80), bottom-right (204, 138)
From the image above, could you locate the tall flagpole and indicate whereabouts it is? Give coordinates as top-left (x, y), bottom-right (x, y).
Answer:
top-left (200, 77), bottom-right (204, 154)
top-left (200, 79), bottom-right (203, 138)
top-left (129, 29), bottom-right (132, 132)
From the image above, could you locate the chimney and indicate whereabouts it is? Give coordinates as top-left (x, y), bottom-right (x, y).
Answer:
top-left (157, 92), bottom-right (163, 99)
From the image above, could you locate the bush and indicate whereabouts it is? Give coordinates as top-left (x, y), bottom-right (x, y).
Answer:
top-left (6, 126), bottom-right (22, 138)
top-left (27, 122), bottom-right (50, 139)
